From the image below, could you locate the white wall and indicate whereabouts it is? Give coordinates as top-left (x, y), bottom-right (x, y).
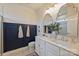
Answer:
top-left (0, 16), bottom-right (2, 55)
top-left (0, 4), bottom-right (38, 25)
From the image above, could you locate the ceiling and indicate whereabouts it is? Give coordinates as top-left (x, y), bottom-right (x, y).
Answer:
top-left (1, 3), bottom-right (79, 21)
top-left (17, 3), bottom-right (56, 11)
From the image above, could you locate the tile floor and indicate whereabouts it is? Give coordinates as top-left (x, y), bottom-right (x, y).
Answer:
top-left (27, 52), bottom-right (38, 56)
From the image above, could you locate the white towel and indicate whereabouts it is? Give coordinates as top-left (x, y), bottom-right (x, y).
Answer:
top-left (18, 25), bottom-right (23, 38)
top-left (26, 25), bottom-right (30, 37)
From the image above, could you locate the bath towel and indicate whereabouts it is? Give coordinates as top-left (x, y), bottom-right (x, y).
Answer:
top-left (18, 25), bottom-right (23, 38)
top-left (26, 25), bottom-right (30, 37)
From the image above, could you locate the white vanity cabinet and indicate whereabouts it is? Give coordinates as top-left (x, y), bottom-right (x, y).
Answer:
top-left (35, 36), bottom-right (77, 56)
top-left (35, 36), bottom-right (59, 56)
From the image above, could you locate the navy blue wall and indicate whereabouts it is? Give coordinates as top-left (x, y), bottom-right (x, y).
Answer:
top-left (3, 22), bottom-right (37, 52)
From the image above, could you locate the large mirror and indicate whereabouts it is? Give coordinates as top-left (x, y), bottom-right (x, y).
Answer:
top-left (43, 4), bottom-right (79, 38)
top-left (56, 4), bottom-right (78, 37)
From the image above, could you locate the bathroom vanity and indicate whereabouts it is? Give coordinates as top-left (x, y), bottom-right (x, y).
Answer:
top-left (35, 35), bottom-right (79, 56)
top-left (35, 3), bottom-right (79, 56)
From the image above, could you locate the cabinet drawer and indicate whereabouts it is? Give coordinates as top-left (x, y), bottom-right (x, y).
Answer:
top-left (46, 42), bottom-right (59, 54)
top-left (60, 48), bottom-right (76, 56)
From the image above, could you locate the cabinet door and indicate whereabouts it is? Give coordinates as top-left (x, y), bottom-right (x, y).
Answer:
top-left (39, 39), bottom-right (46, 56)
top-left (60, 48), bottom-right (76, 56)
top-left (46, 42), bottom-right (59, 56)
top-left (35, 36), bottom-right (40, 55)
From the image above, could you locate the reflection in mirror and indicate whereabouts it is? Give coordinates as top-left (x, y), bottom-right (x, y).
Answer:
top-left (56, 4), bottom-right (78, 37)
top-left (43, 14), bottom-right (53, 33)
top-left (56, 19), bottom-right (67, 35)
